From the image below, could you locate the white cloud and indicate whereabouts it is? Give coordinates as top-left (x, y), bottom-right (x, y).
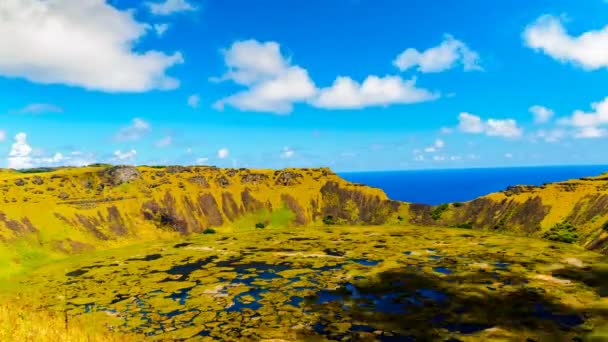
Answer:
top-left (458, 112), bottom-right (523, 138)
top-left (0, 0), bottom-right (183, 92)
top-left (155, 136), bottom-right (172, 147)
top-left (0, 130), bottom-right (6, 142)
top-left (486, 119), bottom-right (523, 138)
top-left (440, 127), bottom-right (453, 134)
top-left (534, 128), bottom-right (566, 143)
top-left (281, 146), bottom-right (295, 159)
top-left (575, 126), bottom-right (606, 139)
top-left (213, 40), bottom-right (316, 114)
top-left (112, 149), bottom-right (137, 162)
top-left (18, 103), bottom-right (63, 114)
top-left (187, 94), bottom-right (201, 108)
top-left (560, 97), bottom-right (608, 139)
top-left (217, 148), bottom-right (229, 159)
top-left (153, 23), bottom-right (170, 36)
top-left (147, 0), bottom-right (197, 15)
top-left (196, 157), bottom-right (209, 164)
top-left (529, 105), bottom-right (554, 124)
top-left (505, 153), bottom-right (513, 158)
top-left (312, 75), bottom-right (438, 109)
top-left (393, 34), bottom-right (482, 73)
top-left (114, 118), bottom-right (151, 141)
top-left (458, 112), bottom-right (485, 133)
top-left (423, 139), bottom-right (445, 153)
top-left (6, 132), bottom-right (85, 168)
top-left (524, 15), bottom-right (608, 70)
top-left (8, 133), bottom-right (33, 169)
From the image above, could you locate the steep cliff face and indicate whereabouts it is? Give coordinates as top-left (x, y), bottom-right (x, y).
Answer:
top-left (409, 173), bottom-right (608, 254)
top-left (0, 165), bottom-right (400, 257)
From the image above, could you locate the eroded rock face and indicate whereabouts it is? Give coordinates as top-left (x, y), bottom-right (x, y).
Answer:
top-left (241, 173), bottom-right (269, 185)
top-left (166, 166), bottom-right (191, 174)
top-left (275, 171), bottom-right (303, 186)
top-left (188, 175), bottom-right (209, 187)
top-left (101, 166), bottom-right (141, 186)
top-left (216, 175), bottom-right (231, 188)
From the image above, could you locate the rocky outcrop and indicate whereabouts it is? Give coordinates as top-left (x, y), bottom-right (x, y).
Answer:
top-left (101, 166), bottom-right (140, 185)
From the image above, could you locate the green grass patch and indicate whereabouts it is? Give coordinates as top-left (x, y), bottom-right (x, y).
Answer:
top-left (542, 222), bottom-right (578, 244)
top-left (431, 203), bottom-right (449, 220)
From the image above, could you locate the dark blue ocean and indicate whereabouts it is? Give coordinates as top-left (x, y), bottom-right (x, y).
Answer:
top-left (339, 165), bottom-right (608, 205)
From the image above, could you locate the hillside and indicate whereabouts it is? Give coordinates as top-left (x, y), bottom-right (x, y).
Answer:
top-left (409, 171), bottom-right (608, 254)
top-left (0, 165), bottom-right (403, 277)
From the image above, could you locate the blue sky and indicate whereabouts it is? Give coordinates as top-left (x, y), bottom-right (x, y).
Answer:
top-left (1, 0), bottom-right (608, 171)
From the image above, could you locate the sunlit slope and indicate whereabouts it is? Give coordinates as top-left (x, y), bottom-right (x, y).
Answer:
top-left (409, 172), bottom-right (608, 253)
top-left (0, 165), bottom-right (403, 275)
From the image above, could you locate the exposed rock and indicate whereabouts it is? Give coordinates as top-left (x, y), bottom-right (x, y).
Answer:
top-left (101, 166), bottom-right (140, 186)
top-left (32, 176), bottom-right (44, 185)
top-left (58, 192), bottom-right (70, 200)
top-left (275, 171), bottom-right (303, 186)
top-left (226, 169), bottom-right (237, 177)
top-left (216, 175), bottom-right (231, 188)
top-left (155, 171), bottom-right (166, 177)
top-left (14, 179), bottom-right (26, 186)
top-left (166, 166), bottom-right (191, 173)
top-left (188, 175), bottom-right (209, 187)
top-left (241, 173), bottom-right (269, 185)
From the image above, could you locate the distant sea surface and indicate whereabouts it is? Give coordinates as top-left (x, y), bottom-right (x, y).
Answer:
top-left (339, 165), bottom-right (608, 205)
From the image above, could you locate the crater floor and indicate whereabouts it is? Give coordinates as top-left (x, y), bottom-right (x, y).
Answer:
top-left (5, 226), bottom-right (608, 341)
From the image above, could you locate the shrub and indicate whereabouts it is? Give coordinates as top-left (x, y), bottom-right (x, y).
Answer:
top-left (542, 222), bottom-right (578, 244)
top-left (431, 203), bottom-right (449, 220)
top-left (603, 221), bottom-right (608, 232)
top-left (203, 228), bottom-right (216, 234)
top-left (452, 202), bottom-right (463, 208)
top-left (322, 215), bottom-right (335, 225)
top-left (397, 215), bottom-right (404, 222)
top-left (255, 222), bottom-right (266, 229)
top-left (454, 222), bottom-right (473, 229)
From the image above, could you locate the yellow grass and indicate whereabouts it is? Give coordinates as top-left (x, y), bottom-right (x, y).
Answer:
top-left (0, 301), bottom-right (138, 342)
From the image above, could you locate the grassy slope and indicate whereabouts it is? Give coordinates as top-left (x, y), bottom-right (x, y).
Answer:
top-left (0, 165), bottom-right (401, 278)
top-left (410, 172), bottom-right (608, 254)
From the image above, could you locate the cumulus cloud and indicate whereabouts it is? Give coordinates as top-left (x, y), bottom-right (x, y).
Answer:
top-left (560, 97), bottom-right (608, 139)
top-left (393, 34), bottom-right (482, 73)
top-left (196, 157), bottom-right (209, 164)
top-left (524, 15), bottom-right (608, 70)
top-left (312, 76), bottom-right (438, 109)
top-left (8, 133), bottom-right (33, 169)
top-left (529, 105), bottom-right (554, 124)
top-left (18, 103), bottom-right (63, 114)
top-left (213, 40), bottom-right (316, 114)
top-left (217, 148), bottom-right (229, 159)
top-left (114, 118), bottom-right (151, 141)
top-left (534, 128), bottom-right (566, 143)
top-left (112, 149), bottom-right (137, 162)
top-left (0, 130), bottom-right (5, 142)
top-left (458, 112), bottom-right (485, 133)
top-left (153, 23), bottom-right (170, 36)
top-left (187, 94), bottom-right (201, 108)
top-left (155, 136), bottom-right (172, 147)
top-left (0, 0), bottom-right (183, 92)
top-left (423, 139), bottom-right (445, 153)
top-left (214, 40), bottom-right (438, 113)
top-left (575, 126), bottom-right (606, 139)
top-left (146, 0), bottom-right (197, 15)
top-left (281, 146), bottom-right (295, 159)
top-left (7, 132), bottom-right (88, 168)
top-left (458, 112), bottom-right (522, 138)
